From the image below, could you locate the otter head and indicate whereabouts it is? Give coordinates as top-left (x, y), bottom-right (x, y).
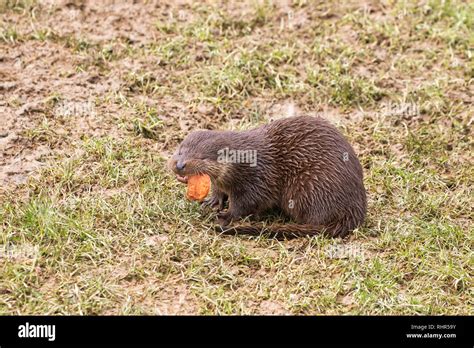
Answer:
top-left (168, 130), bottom-right (230, 183)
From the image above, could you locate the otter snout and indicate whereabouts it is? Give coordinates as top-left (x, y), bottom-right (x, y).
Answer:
top-left (168, 156), bottom-right (186, 173)
top-left (176, 161), bottom-right (186, 171)
top-left (168, 157), bottom-right (189, 184)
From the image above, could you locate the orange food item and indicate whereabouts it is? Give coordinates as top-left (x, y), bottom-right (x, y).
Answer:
top-left (186, 174), bottom-right (211, 201)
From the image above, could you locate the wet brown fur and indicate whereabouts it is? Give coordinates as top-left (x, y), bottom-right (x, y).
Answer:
top-left (168, 116), bottom-right (367, 239)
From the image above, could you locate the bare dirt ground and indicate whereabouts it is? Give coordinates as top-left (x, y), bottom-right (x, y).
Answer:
top-left (1, 0), bottom-right (153, 187)
top-left (0, 0), bottom-right (472, 314)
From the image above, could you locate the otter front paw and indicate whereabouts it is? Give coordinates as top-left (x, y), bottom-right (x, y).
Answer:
top-left (202, 192), bottom-right (227, 211)
top-left (217, 211), bottom-right (233, 226)
top-left (201, 195), bottom-right (220, 210)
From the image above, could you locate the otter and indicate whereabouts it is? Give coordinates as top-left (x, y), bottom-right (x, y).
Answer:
top-left (168, 116), bottom-right (367, 239)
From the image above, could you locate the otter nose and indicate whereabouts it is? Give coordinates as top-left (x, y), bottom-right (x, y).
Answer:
top-left (176, 161), bottom-right (186, 171)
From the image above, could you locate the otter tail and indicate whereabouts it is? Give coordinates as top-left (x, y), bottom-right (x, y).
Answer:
top-left (215, 220), bottom-right (352, 240)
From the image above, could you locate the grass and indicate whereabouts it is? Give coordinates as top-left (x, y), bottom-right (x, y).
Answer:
top-left (0, 0), bottom-right (472, 314)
